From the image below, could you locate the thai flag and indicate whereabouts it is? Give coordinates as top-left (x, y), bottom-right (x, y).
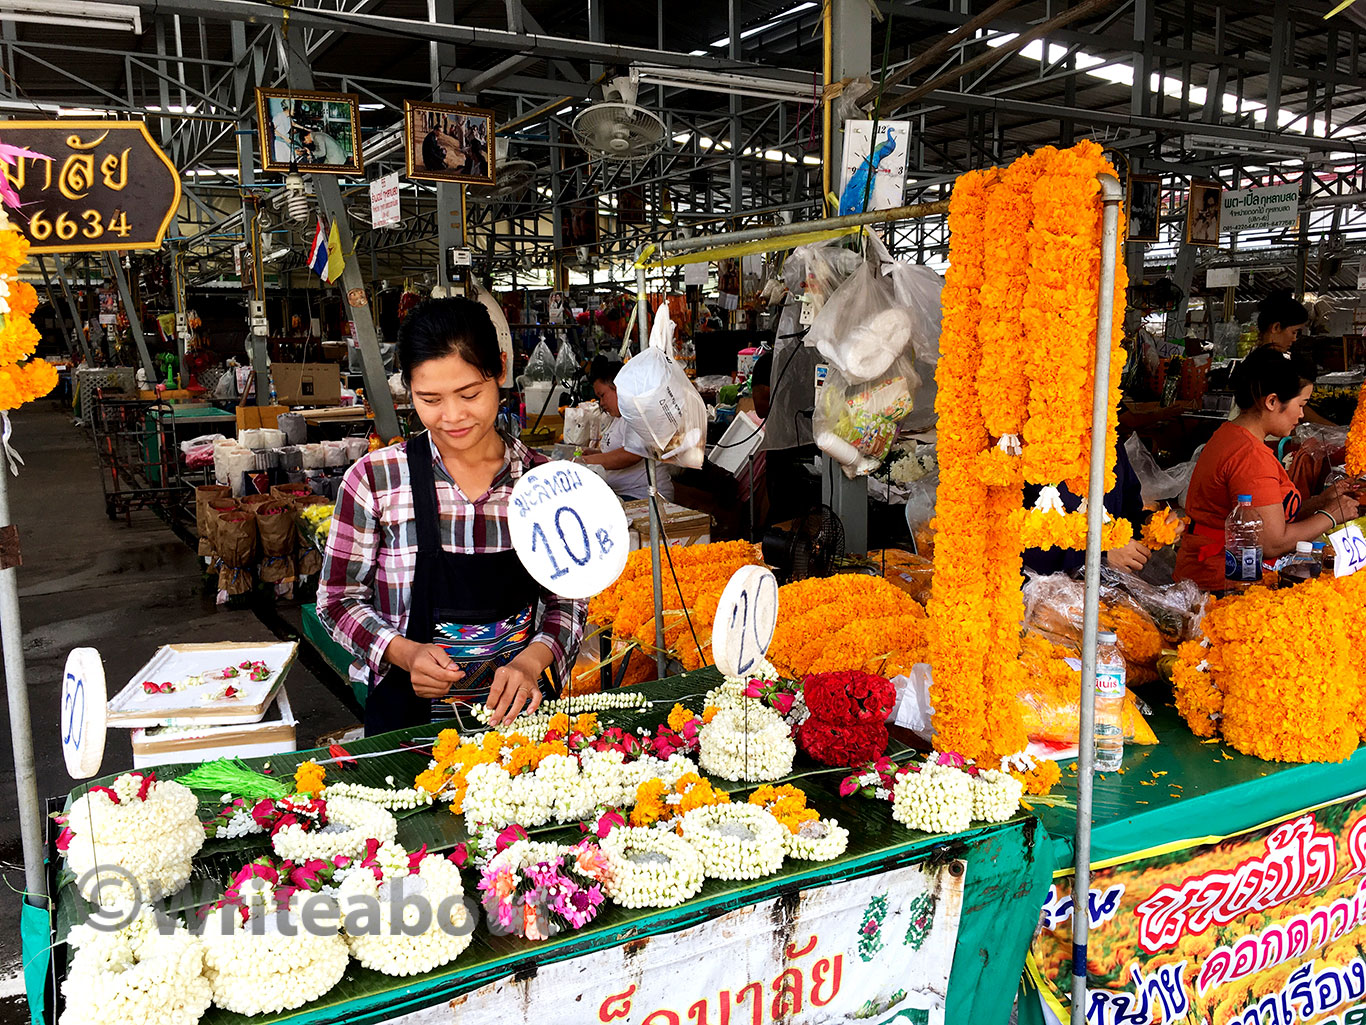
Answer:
top-left (307, 217), bottom-right (329, 280)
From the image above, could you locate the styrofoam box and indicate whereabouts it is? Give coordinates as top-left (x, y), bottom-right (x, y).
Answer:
top-left (131, 688), bottom-right (297, 769)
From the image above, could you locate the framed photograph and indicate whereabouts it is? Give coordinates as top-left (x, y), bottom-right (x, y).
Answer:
top-left (404, 100), bottom-right (496, 185)
top-left (256, 88), bottom-right (362, 175)
top-left (1127, 174), bottom-right (1162, 242)
top-left (560, 199), bottom-right (599, 252)
top-left (1186, 180), bottom-right (1223, 247)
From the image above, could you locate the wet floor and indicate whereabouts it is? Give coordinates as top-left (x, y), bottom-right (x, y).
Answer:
top-left (0, 402), bottom-right (358, 1024)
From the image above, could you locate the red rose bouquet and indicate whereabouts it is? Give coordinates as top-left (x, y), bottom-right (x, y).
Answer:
top-left (802, 671), bottom-right (896, 725)
top-left (797, 718), bottom-right (888, 766)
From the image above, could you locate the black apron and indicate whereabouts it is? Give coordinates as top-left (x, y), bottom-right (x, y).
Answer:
top-left (363, 434), bottom-right (549, 736)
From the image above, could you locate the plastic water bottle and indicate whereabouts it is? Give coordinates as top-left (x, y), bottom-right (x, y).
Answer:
top-left (1279, 541), bottom-right (1321, 587)
top-left (1224, 494), bottom-right (1264, 589)
top-left (1093, 631), bottom-right (1126, 773)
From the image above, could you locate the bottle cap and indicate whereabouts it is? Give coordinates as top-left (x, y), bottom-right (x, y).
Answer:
top-left (1313, 542), bottom-right (1325, 551)
top-left (1297, 541), bottom-right (1314, 553)
top-left (1097, 631), bottom-right (1118, 643)
top-left (1237, 494), bottom-right (1253, 502)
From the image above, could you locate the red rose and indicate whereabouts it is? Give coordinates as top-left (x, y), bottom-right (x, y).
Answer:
top-left (797, 718), bottom-right (888, 766)
top-left (802, 671), bottom-right (896, 725)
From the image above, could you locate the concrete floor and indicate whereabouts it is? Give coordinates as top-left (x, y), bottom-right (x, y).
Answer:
top-left (0, 402), bottom-right (358, 1023)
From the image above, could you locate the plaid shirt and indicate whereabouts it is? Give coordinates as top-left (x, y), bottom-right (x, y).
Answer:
top-left (317, 433), bottom-right (586, 693)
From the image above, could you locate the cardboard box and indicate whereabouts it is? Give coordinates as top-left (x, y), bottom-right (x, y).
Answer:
top-left (236, 405), bottom-right (289, 432)
top-left (622, 498), bottom-right (712, 547)
top-left (131, 688), bottom-right (296, 769)
top-left (273, 362), bottom-right (342, 407)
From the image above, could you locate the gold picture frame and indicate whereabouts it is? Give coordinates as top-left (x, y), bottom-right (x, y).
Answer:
top-left (404, 100), bottom-right (496, 185)
top-left (256, 88), bottom-right (363, 175)
top-left (1185, 179), bottom-right (1223, 247)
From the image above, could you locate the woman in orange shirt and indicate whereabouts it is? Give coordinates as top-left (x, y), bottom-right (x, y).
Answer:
top-left (1174, 347), bottom-right (1357, 590)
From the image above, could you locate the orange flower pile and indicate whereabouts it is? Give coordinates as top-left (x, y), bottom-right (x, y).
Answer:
top-left (293, 760), bottom-right (326, 796)
top-left (762, 576), bottom-right (927, 679)
top-left (1139, 507), bottom-right (1187, 551)
top-left (0, 221), bottom-right (56, 411)
top-left (1171, 573), bottom-right (1366, 762)
top-left (1012, 759), bottom-right (1061, 796)
top-left (415, 730), bottom-right (568, 813)
top-left (1347, 380), bottom-right (1366, 477)
top-left (629, 772), bottom-right (730, 829)
top-left (748, 784), bottom-right (819, 835)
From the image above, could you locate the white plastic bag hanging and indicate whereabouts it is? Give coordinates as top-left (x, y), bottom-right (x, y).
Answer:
top-left (524, 340), bottom-right (556, 382)
top-left (614, 348), bottom-right (707, 469)
top-left (813, 364), bottom-right (917, 478)
top-left (647, 300), bottom-right (676, 354)
top-left (807, 256), bottom-right (912, 384)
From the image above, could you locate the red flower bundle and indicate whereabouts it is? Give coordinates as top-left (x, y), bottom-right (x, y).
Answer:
top-left (798, 718), bottom-right (888, 766)
top-left (803, 671), bottom-right (897, 725)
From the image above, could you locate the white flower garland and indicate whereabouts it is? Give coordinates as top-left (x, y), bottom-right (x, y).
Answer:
top-left (60, 910), bottom-right (211, 1025)
top-left (698, 704), bottom-right (795, 783)
top-left (970, 768), bottom-right (1024, 823)
top-left (271, 795), bottom-right (397, 863)
top-left (339, 851), bottom-right (473, 976)
top-left (460, 749), bottom-right (700, 830)
top-left (64, 775), bottom-right (204, 906)
top-left (599, 828), bottom-right (705, 908)
top-left (892, 765), bottom-right (973, 835)
top-left (469, 690), bottom-right (648, 728)
top-left (200, 904), bottom-right (349, 1017)
top-left (679, 804), bottom-right (786, 880)
top-left (321, 781), bottom-right (433, 810)
top-left (781, 818), bottom-right (850, 862)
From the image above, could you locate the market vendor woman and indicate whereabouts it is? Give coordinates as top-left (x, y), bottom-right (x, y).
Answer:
top-left (1174, 346), bottom-right (1358, 589)
top-left (318, 298), bottom-right (586, 735)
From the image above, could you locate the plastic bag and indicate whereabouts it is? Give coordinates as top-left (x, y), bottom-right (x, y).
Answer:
top-left (1124, 434), bottom-right (1200, 506)
top-left (808, 259), bottom-right (909, 382)
top-left (1023, 572), bottom-right (1165, 684)
top-left (902, 472), bottom-right (938, 535)
top-left (870, 232), bottom-right (943, 430)
top-left (615, 348), bottom-right (707, 469)
top-left (1099, 567), bottom-right (1205, 645)
top-left (1018, 634), bottom-right (1158, 746)
top-left (524, 340), bottom-right (556, 383)
top-left (554, 339), bottom-right (579, 382)
top-left (814, 364), bottom-right (918, 477)
top-left (784, 239), bottom-right (860, 321)
top-left (648, 301), bottom-right (676, 355)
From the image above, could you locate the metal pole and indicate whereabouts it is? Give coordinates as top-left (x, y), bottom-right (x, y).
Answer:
top-left (35, 256), bottom-right (79, 362)
top-left (106, 253), bottom-right (158, 382)
top-left (1071, 171), bottom-right (1124, 1025)
top-left (645, 458), bottom-right (667, 679)
top-left (634, 252), bottom-right (649, 354)
top-left (50, 256), bottom-right (92, 363)
top-left (0, 461), bottom-right (48, 910)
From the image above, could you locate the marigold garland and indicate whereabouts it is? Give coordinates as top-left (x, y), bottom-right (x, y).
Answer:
top-left (0, 220), bottom-right (56, 412)
top-left (1346, 380), bottom-right (1366, 477)
top-left (747, 784), bottom-right (820, 834)
top-left (293, 761), bottom-right (325, 796)
top-left (1019, 508), bottom-right (1135, 552)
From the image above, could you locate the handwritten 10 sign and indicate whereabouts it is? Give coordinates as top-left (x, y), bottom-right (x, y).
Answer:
top-left (508, 460), bottom-right (630, 599)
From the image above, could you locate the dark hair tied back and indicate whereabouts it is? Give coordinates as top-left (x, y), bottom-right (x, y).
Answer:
top-left (1232, 344), bottom-right (1315, 411)
top-left (396, 297), bottom-right (502, 386)
top-left (1257, 289), bottom-right (1309, 335)
top-left (589, 354), bottom-right (622, 386)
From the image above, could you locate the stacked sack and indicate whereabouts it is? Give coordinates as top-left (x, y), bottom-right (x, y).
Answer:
top-left (796, 670), bottom-right (895, 766)
top-left (192, 483), bottom-right (328, 597)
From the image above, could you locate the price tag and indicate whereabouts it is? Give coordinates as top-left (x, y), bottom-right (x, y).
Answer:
top-left (508, 460), bottom-right (630, 599)
top-left (61, 648), bottom-right (107, 780)
top-left (711, 565), bottom-right (779, 678)
top-left (1329, 524), bottom-right (1366, 578)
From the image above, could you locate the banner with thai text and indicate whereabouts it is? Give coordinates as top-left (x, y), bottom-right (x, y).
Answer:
top-left (1030, 791), bottom-right (1366, 1025)
top-left (1221, 183), bottom-right (1300, 233)
top-left (395, 859), bottom-right (965, 1025)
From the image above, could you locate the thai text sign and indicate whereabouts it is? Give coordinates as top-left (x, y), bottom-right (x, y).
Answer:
top-left (1, 121), bottom-right (181, 253)
top-left (393, 859), bottom-right (965, 1025)
top-left (370, 172), bottom-right (401, 229)
top-left (1030, 791), bottom-right (1366, 1025)
top-left (1221, 183), bottom-right (1300, 233)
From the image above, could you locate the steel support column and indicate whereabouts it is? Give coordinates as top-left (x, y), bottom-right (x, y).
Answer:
top-left (286, 30), bottom-right (401, 440)
top-left (50, 256), bottom-right (91, 364)
top-left (431, 0), bottom-right (467, 293)
top-left (231, 23), bottom-right (270, 405)
top-left (39, 256), bottom-right (91, 363)
top-left (106, 254), bottom-right (157, 382)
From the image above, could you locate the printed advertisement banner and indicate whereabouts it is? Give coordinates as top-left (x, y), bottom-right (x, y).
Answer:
top-left (394, 859), bottom-right (965, 1025)
top-left (1029, 790), bottom-right (1366, 1025)
top-left (1221, 183), bottom-right (1300, 233)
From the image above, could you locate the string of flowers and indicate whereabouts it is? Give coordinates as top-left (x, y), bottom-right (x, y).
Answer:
top-left (1347, 379), bottom-right (1366, 477)
top-left (0, 217), bottom-right (56, 411)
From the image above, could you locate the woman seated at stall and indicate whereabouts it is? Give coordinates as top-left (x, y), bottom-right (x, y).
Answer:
top-left (317, 298), bottom-right (586, 736)
top-left (1175, 346), bottom-right (1358, 590)
top-left (578, 355), bottom-right (674, 502)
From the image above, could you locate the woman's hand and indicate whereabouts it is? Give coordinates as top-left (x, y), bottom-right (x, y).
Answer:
top-left (486, 654), bottom-right (545, 726)
top-left (385, 638), bottom-right (465, 699)
top-left (1106, 540), bottom-right (1151, 574)
top-left (1323, 493), bottom-right (1360, 526)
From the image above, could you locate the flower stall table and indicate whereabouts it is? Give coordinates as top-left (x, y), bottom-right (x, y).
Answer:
top-left (1018, 701), bottom-right (1366, 1025)
top-left (42, 670), bottom-right (1052, 1025)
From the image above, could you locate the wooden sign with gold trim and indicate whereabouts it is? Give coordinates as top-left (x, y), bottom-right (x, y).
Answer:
top-left (0, 121), bottom-right (181, 254)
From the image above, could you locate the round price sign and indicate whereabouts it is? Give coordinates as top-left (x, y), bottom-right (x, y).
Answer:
top-left (711, 565), bottom-right (779, 678)
top-left (61, 647), bottom-right (107, 780)
top-left (508, 460), bottom-right (630, 599)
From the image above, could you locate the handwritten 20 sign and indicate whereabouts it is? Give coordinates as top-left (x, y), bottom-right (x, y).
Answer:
top-left (509, 461), bottom-right (630, 599)
top-left (712, 566), bottom-right (779, 678)
top-left (1329, 523), bottom-right (1366, 579)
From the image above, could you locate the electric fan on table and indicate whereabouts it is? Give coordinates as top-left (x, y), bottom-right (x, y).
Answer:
top-left (762, 505), bottom-right (845, 584)
top-left (571, 77), bottom-right (666, 163)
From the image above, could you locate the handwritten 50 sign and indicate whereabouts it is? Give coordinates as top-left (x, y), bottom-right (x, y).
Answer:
top-left (508, 461), bottom-right (630, 599)
top-left (61, 647), bottom-right (107, 780)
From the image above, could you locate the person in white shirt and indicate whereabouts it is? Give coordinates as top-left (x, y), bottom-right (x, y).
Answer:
top-left (579, 356), bottom-right (673, 501)
top-left (271, 100), bottom-right (298, 163)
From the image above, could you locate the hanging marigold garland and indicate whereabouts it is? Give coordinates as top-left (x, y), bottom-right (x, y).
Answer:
top-left (0, 218), bottom-right (56, 411)
top-left (1347, 380), bottom-right (1366, 477)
